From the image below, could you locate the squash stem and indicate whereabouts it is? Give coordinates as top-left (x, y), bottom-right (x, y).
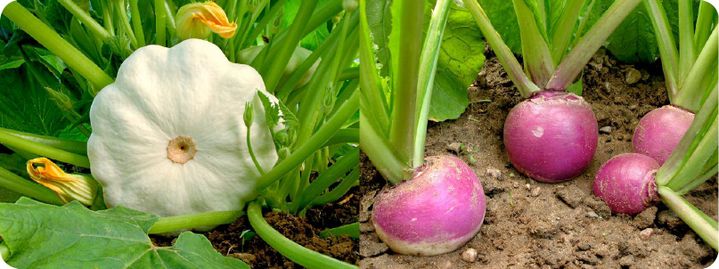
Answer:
top-left (247, 202), bottom-right (356, 269)
top-left (290, 148), bottom-right (358, 213)
top-left (0, 128), bottom-right (87, 155)
top-left (155, 0), bottom-right (167, 46)
top-left (0, 131), bottom-right (90, 168)
top-left (148, 210), bottom-right (243, 234)
top-left (310, 167), bottom-right (359, 206)
top-left (129, 0), bottom-right (146, 46)
top-left (0, 167), bottom-right (63, 205)
top-left (2, 2), bottom-right (114, 93)
top-left (57, 0), bottom-right (111, 41)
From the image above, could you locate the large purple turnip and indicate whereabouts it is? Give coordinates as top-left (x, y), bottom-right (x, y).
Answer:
top-left (371, 155), bottom-right (486, 256)
top-left (503, 91), bottom-right (598, 183)
top-left (593, 153), bottom-right (660, 215)
top-left (633, 105), bottom-right (695, 164)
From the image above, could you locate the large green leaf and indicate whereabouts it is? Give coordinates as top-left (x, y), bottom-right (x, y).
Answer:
top-left (429, 6), bottom-right (485, 121)
top-left (603, 4), bottom-right (658, 63)
top-left (0, 69), bottom-right (70, 136)
top-left (0, 198), bottom-right (249, 269)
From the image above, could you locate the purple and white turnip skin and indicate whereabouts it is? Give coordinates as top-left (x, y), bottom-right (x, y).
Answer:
top-left (593, 153), bottom-right (660, 215)
top-left (503, 91), bottom-right (598, 182)
top-left (371, 155), bottom-right (486, 256)
top-left (633, 105), bottom-right (695, 165)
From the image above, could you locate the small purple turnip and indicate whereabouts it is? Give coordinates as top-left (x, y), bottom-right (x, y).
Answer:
top-left (633, 105), bottom-right (695, 164)
top-left (593, 153), bottom-right (660, 215)
top-left (371, 155), bottom-right (486, 256)
top-left (503, 91), bottom-right (598, 182)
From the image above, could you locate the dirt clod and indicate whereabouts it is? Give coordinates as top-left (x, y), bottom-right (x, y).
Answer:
top-left (633, 206), bottom-right (658, 229)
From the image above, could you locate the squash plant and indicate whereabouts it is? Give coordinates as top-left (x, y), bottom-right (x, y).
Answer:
top-left (0, 0), bottom-right (358, 268)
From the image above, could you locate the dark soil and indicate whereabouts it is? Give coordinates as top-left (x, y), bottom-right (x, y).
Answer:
top-left (359, 49), bottom-right (718, 268)
top-left (205, 187), bottom-right (359, 268)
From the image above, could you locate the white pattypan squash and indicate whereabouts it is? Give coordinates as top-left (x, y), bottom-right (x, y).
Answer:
top-left (87, 39), bottom-right (277, 217)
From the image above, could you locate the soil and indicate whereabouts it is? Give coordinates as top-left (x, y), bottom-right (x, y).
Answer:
top-left (359, 49), bottom-right (718, 269)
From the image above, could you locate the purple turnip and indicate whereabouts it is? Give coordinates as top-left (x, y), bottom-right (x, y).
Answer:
top-left (371, 155), bottom-right (486, 256)
top-left (503, 91), bottom-right (598, 183)
top-left (593, 153), bottom-right (660, 215)
top-left (633, 105), bottom-right (695, 164)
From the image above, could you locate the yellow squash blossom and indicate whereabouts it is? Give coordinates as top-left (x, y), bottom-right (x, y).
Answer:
top-left (27, 157), bottom-right (97, 205)
top-left (176, 1), bottom-right (237, 40)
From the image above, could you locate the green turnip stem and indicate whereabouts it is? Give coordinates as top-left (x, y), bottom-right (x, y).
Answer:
top-left (291, 148), bottom-right (358, 212)
top-left (2, 2), bottom-right (114, 94)
top-left (658, 186), bottom-right (718, 250)
top-left (550, 0), bottom-right (585, 63)
top-left (57, 0), bottom-right (111, 41)
top-left (643, 0), bottom-right (679, 99)
top-left (129, 0), bottom-right (146, 46)
top-left (0, 128), bottom-right (86, 155)
top-left (0, 131), bottom-right (90, 168)
top-left (389, 0), bottom-right (423, 165)
top-left (262, 0), bottom-right (317, 92)
top-left (657, 86), bottom-right (717, 189)
top-left (247, 202), bottom-right (357, 269)
top-left (462, 0), bottom-right (539, 97)
top-left (513, 0), bottom-right (554, 86)
top-left (320, 222), bottom-right (359, 239)
top-left (114, 0), bottom-right (138, 48)
top-left (694, 1), bottom-right (715, 51)
top-left (414, 0), bottom-right (451, 168)
top-left (155, 0), bottom-right (167, 46)
top-left (256, 91), bottom-right (359, 191)
top-left (360, 114), bottom-right (410, 184)
top-left (359, 0), bottom-right (390, 133)
top-left (545, 0), bottom-right (641, 91)
top-left (674, 28), bottom-right (718, 112)
top-left (148, 210), bottom-right (242, 234)
top-left (0, 167), bottom-right (63, 205)
top-left (312, 168), bottom-right (359, 206)
top-left (678, 0), bottom-right (696, 81)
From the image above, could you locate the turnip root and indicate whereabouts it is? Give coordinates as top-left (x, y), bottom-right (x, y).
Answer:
top-left (371, 155), bottom-right (486, 256)
top-left (593, 153), bottom-right (660, 215)
top-left (503, 91), bottom-right (598, 182)
top-left (633, 105), bottom-right (695, 164)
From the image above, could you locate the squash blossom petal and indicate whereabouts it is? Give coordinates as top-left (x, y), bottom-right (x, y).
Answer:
top-left (176, 1), bottom-right (237, 40)
top-left (27, 157), bottom-right (97, 205)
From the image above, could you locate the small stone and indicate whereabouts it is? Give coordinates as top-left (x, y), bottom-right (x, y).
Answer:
top-left (578, 243), bottom-right (592, 251)
top-left (525, 183), bottom-right (531, 190)
top-left (639, 228), bottom-right (653, 240)
top-left (447, 142), bottom-right (464, 154)
top-left (461, 248), bottom-right (478, 263)
top-left (599, 126), bottom-right (613, 134)
top-left (586, 210), bottom-right (600, 219)
top-left (486, 168), bottom-right (502, 179)
top-left (439, 260), bottom-right (454, 269)
top-left (531, 187), bottom-right (541, 197)
top-left (625, 68), bottom-right (641, 84)
top-left (513, 182), bottom-right (519, 188)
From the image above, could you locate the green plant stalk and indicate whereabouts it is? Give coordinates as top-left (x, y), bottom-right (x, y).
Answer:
top-left (388, 0), bottom-right (424, 165)
top-left (261, 0), bottom-right (317, 92)
top-left (326, 128), bottom-right (358, 145)
top-left (0, 242), bottom-right (8, 260)
top-left (359, 0), bottom-right (390, 135)
top-left (319, 222), bottom-right (359, 239)
top-left (148, 210), bottom-right (243, 234)
top-left (292, 148), bottom-right (358, 212)
top-left (155, 0), bottom-right (167, 46)
top-left (163, 0), bottom-right (177, 36)
top-left (674, 28), bottom-right (718, 112)
top-left (665, 115), bottom-right (717, 192)
top-left (545, 0), bottom-right (642, 91)
top-left (657, 86), bottom-right (717, 187)
top-left (643, 0), bottom-right (679, 99)
top-left (658, 186), bottom-right (718, 250)
top-left (513, 0), bottom-right (554, 86)
top-left (413, 0), bottom-right (450, 167)
top-left (3, 2), bottom-right (114, 93)
top-left (550, 0), bottom-right (585, 64)
top-left (359, 114), bottom-right (410, 184)
top-left (677, 0), bottom-right (695, 81)
top-left (57, 0), bottom-right (111, 41)
top-left (102, 2), bottom-right (116, 35)
top-left (0, 132), bottom-right (90, 168)
top-left (256, 92), bottom-right (359, 191)
top-left (0, 128), bottom-right (86, 155)
top-left (0, 167), bottom-right (63, 205)
top-left (338, 67), bottom-right (359, 81)
top-left (311, 168), bottom-right (359, 206)
top-left (246, 124), bottom-right (266, 175)
top-left (247, 202), bottom-right (357, 269)
top-left (242, 0), bottom-right (286, 48)
top-left (694, 1), bottom-right (715, 51)
top-left (462, 0), bottom-right (539, 97)
top-left (130, 0), bottom-right (146, 46)
top-left (114, 0), bottom-right (138, 48)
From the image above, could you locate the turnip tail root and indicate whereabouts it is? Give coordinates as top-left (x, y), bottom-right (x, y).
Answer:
top-left (633, 105), bottom-right (695, 164)
top-left (593, 153), bottom-right (660, 215)
top-left (371, 155), bottom-right (486, 256)
top-left (503, 91), bottom-right (598, 183)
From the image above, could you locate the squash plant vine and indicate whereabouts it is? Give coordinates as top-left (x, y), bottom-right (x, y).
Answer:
top-left (0, 0), bottom-right (358, 268)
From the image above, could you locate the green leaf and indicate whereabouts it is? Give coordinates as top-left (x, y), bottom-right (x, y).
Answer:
top-left (365, 0), bottom-right (393, 75)
top-left (603, 4), bottom-right (659, 63)
top-left (478, 0), bottom-right (521, 54)
top-left (0, 57), bottom-right (25, 71)
top-left (430, 6), bottom-right (486, 121)
top-left (0, 198), bottom-right (249, 269)
top-left (0, 69), bottom-right (70, 136)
